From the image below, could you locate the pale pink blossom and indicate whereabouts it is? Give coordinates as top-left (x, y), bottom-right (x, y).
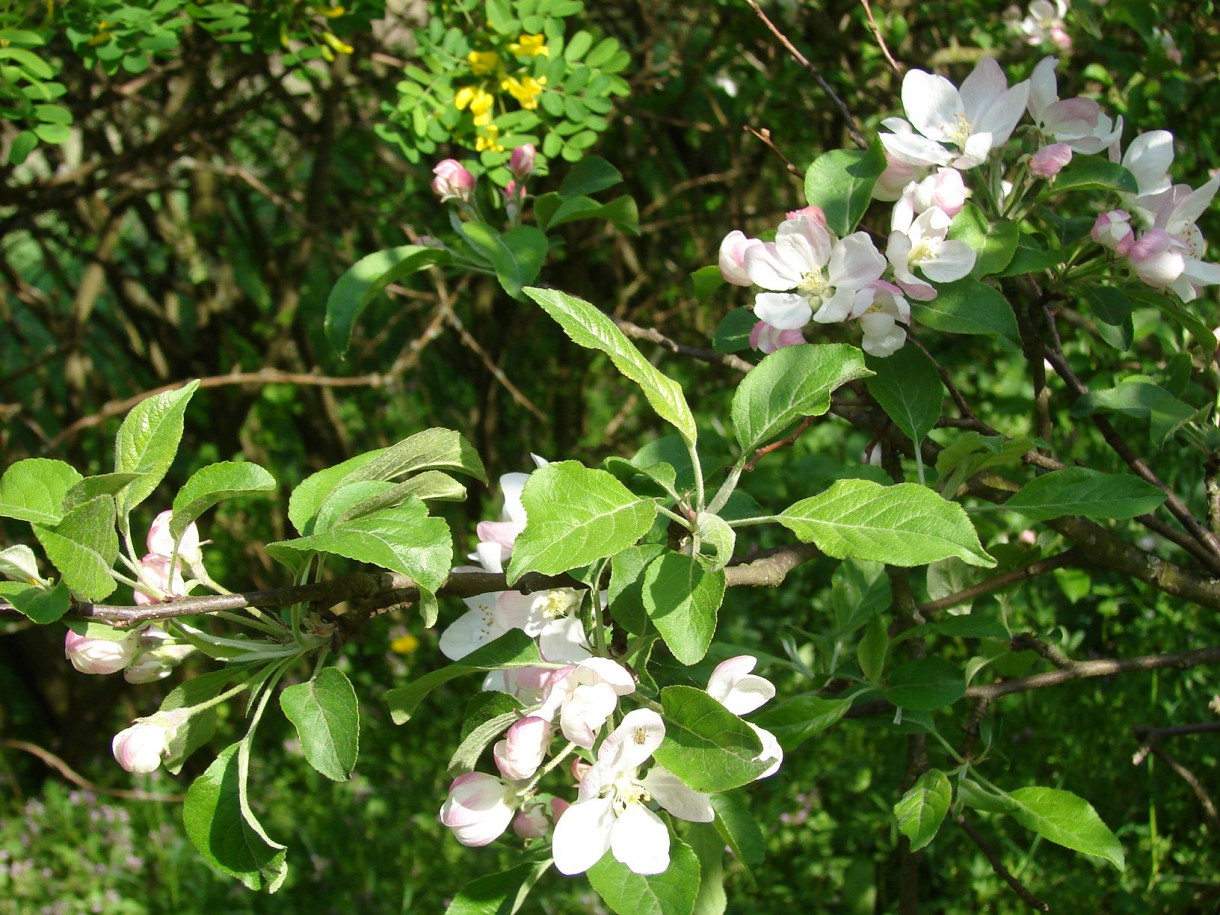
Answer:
top-left (112, 720), bottom-right (171, 774)
top-left (749, 320), bottom-right (805, 354)
top-left (886, 206), bottom-right (977, 300)
top-left (718, 230), bottom-right (763, 286)
top-left (1018, 0), bottom-right (1071, 50)
top-left (1030, 142), bottom-right (1073, 179)
top-left (508, 144), bottom-right (537, 180)
top-left (493, 716), bottom-right (552, 781)
top-left (432, 159), bottom-right (475, 203)
top-left (438, 772), bottom-right (517, 846)
top-left (132, 553), bottom-right (189, 605)
top-left (1026, 58), bottom-right (1121, 155)
top-left (873, 122), bottom-right (929, 200)
top-left (1092, 210), bottom-right (1134, 255)
top-left (147, 510), bottom-right (202, 563)
top-left (705, 656), bottom-right (783, 778)
top-left (65, 629), bottom-right (138, 675)
top-left (784, 205), bottom-right (828, 225)
top-left (512, 802), bottom-right (551, 838)
top-left (536, 658), bottom-right (635, 748)
top-left (896, 168), bottom-right (970, 219)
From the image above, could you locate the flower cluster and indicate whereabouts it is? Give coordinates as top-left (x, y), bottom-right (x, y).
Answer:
top-left (431, 144), bottom-right (538, 221)
top-left (454, 32), bottom-right (551, 152)
top-left (721, 54), bottom-right (1220, 358)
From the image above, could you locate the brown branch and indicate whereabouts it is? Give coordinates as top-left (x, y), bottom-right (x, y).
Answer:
top-left (613, 318), bottom-right (755, 375)
top-left (745, 415), bottom-right (816, 472)
top-left (858, 0), bottom-right (902, 78)
top-left (2, 739), bottom-right (184, 803)
top-left (743, 125), bottom-right (802, 177)
top-left (917, 549), bottom-right (1081, 614)
top-left (956, 814), bottom-right (1052, 912)
top-left (1130, 733), bottom-right (1220, 831)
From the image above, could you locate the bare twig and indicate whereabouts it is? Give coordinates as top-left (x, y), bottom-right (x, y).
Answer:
top-left (917, 549), bottom-right (1080, 614)
top-left (956, 814), bottom-right (1052, 912)
top-left (858, 0), bottom-right (902, 77)
top-left (2, 739), bottom-right (184, 803)
top-left (1130, 732), bottom-right (1220, 830)
top-left (614, 318), bottom-right (755, 374)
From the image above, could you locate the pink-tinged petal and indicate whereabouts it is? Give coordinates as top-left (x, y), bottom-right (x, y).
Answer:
top-left (748, 722), bottom-right (784, 778)
top-left (829, 233), bottom-right (887, 289)
top-left (954, 131), bottom-right (995, 170)
top-left (1129, 230), bottom-right (1185, 287)
top-left (880, 130), bottom-right (954, 168)
top-left (112, 721), bottom-right (170, 774)
top-left (776, 216), bottom-right (833, 268)
top-left (1030, 143), bottom-right (1072, 179)
top-left (1122, 131), bottom-right (1175, 197)
top-left (743, 242), bottom-right (802, 291)
top-left (1027, 56), bottom-right (1059, 120)
top-left (1170, 175), bottom-right (1220, 229)
top-left (719, 230), bottom-right (762, 286)
top-left (493, 716), bottom-right (552, 781)
top-left (959, 58), bottom-right (1008, 118)
top-left (1183, 258), bottom-right (1220, 288)
top-left (642, 766), bottom-right (715, 823)
top-left (560, 682), bottom-right (619, 748)
top-left (611, 804), bottom-right (670, 875)
top-left (754, 292), bottom-right (812, 330)
top-left (860, 312), bottom-right (908, 358)
top-left (552, 796), bottom-right (615, 875)
top-left (749, 320), bottom-right (805, 353)
top-left (538, 614), bottom-right (592, 662)
top-left (921, 240), bottom-right (977, 282)
top-left (65, 629), bottom-right (138, 675)
top-left (896, 278), bottom-right (937, 302)
top-left (578, 657), bottom-right (636, 694)
top-left (439, 772), bottom-right (516, 846)
top-left (902, 69), bottom-right (962, 143)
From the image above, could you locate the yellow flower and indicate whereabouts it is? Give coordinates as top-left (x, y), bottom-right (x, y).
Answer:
top-left (455, 85), bottom-right (496, 126)
top-left (508, 33), bottom-right (549, 57)
top-left (467, 50), bottom-right (501, 76)
top-left (476, 124), bottom-right (504, 152)
top-left (390, 633), bottom-right (420, 655)
top-left (501, 74), bottom-right (547, 110)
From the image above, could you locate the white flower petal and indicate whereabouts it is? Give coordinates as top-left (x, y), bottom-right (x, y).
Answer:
top-left (611, 804), bottom-right (671, 875)
top-left (552, 796), bottom-right (615, 875)
top-left (903, 70), bottom-right (962, 143)
top-left (439, 600), bottom-right (504, 660)
top-left (642, 766), bottom-right (715, 823)
top-left (755, 292), bottom-right (812, 330)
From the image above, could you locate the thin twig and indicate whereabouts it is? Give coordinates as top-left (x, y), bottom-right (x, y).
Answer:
top-left (1130, 735), bottom-right (1220, 830)
top-left (917, 549), bottom-right (1080, 614)
top-left (956, 814), bottom-right (1052, 912)
top-left (614, 318), bottom-right (755, 374)
top-left (743, 125), bottom-right (802, 176)
top-left (858, 0), bottom-right (902, 77)
top-left (2, 739), bottom-right (184, 803)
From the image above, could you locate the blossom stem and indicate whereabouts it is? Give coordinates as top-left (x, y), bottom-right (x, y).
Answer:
top-left (519, 741), bottom-right (580, 796)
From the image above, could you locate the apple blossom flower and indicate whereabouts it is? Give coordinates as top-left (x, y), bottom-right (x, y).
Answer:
top-left (1112, 130), bottom-right (1175, 217)
top-left (482, 665), bottom-right (562, 703)
top-left (64, 628), bottom-right (139, 675)
top-left (745, 215), bottom-right (886, 327)
top-left (147, 511), bottom-right (202, 564)
top-left (1030, 142), bottom-right (1073, 179)
top-left (551, 709), bottom-right (713, 876)
top-left (112, 719), bottom-right (173, 773)
top-left (493, 716), bottom-right (552, 781)
top-left (718, 229), bottom-right (763, 286)
top-left (1132, 175), bottom-right (1220, 301)
top-left (512, 802), bottom-right (552, 838)
top-left (439, 772), bottom-right (517, 846)
top-left (705, 656), bottom-right (784, 778)
top-left (1092, 210), bottom-right (1135, 255)
top-left (432, 159), bottom-right (475, 204)
top-left (440, 587), bottom-right (590, 662)
top-left (873, 121), bottom-right (930, 200)
top-left (886, 206), bottom-right (977, 301)
top-left (508, 144), bottom-right (537, 180)
top-left (749, 320), bottom-right (805, 354)
top-left (850, 281), bottom-right (913, 358)
top-left (881, 58), bottom-right (1030, 170)
top-left (1026, 58), bottom-right (1122, 156)
top-left (897, 168), bottom-right (970, 219)
top-left (1018, 0), bottom-right (1072, 51)
top-left (784, 205), bottom-right (827, 225)
top-left (536, 657), bottom-right (636, 748)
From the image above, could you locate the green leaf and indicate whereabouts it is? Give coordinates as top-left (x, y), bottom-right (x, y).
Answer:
top-left (525, 287), bottom-right (697, 444)
top-left (912, 278), bottom-right (1019, 345)
top-left (0, 544), bottom-right (45, 585)
top-left (1004, 467), bottom-right (1166, 521)
top-left (1046, 159), bottom-right (1137, 195)
top-left (864, 347), bottom-right (943, 450)
top-left (336, 471), bottom-right (469, 522)
top-left (643, 551), bottom-right (725, 664)
top-left (558, 155), bottom-right (622, 196)
top-left (894, 769), bottom-right (951, 851)
top-left (884, 657), bottom-right (966, 711)
top-left (1008, 787), bottom-right (1125, 870)
top-left (535, 194), bottom-right (639, 235)
top-left (446, 863), bottom-right (540, 915)
top-left (1082, 286), bottom-right (1134, 351)
top-left (653, 686), bottom-right (767, 792)
top-left (830, 559), bottom-right (890, 636)
top-left (171, 461), bottom-right (276, 541)
top-left (587, 834), bottom-right (700, 915)
top-left (506, 461), bottom-right (655, 584)
top-left (731, 343), bottom-right (871, 452)
top-left (712, 308), bottom-right (754, 352)
top-left (288, 451), bottom-right (384, 535)
top-left (1070, 379), bottom-right (1197, 445)
top-left (0, 458), bottom-right (82, 525)
top-left (778, 480), bottom-right (994, 568)
top-left (1, 580), bottom-right (70, 623)
top-left (694, 512), bottom-right (735, 571)
top-left (325, 245), bottom-right (446, 355)
top-left (803, 144), bottom-right (886, 236)
top-left (113, 381), bottom-right (200, 514)
top-left (160, 668), bottom-right (241, 774)
top-left (183, 743), bottom-right (287, 892)
top-left (687, 821), bottom-right (727, 915)
top-left (279, 667), bottom-right (360, 782)
top-left (447, 710), bottom-right (519, 776)
top-left (608, 543), bottom-right (667, 634)
top-left (61, 473), bottom-right (147, 514)
top-left (946, 205), bottom-right (1019, 278)
top-left (383, 630), bottom-right (543, 725)
top-left (459, 222), bottom-right (548, 300)
top-left (266, 498), bottom-right (452, 595)
top-left (9, 130), bottom-right (37, 165)
top-left (349, 428), bottom-right (487, 486)
top-left (857, 616), bottom-right (888, 682)
top-left (33, 495), bottom-right (119, 601)
top-left (754, 694), bottom-right (852, 749)
top-left (711, 793), bottom-right (765, 876)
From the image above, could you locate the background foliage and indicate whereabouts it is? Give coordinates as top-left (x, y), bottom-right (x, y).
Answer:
top-left (2, 0), bottom-right (1219, 912)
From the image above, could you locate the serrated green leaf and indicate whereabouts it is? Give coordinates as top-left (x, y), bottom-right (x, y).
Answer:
top-left (61, 473), bottom-right (146, 514)
top-left (325, 245), bottom-right (447, 355)
top-left (33, 495), bottom-right (119, 601)
top-left (459, 222), bottom-right (547, 300)
top-left (912, 278), bottom-right (1019, 344)
top-left (506, 461), bottom-right (655, 584)
top-left (884, 657), bottom-right (966, 711)
top-left (350, 428), bottom-right (486, 486)
top-left (643, 551), bottom-right (724, 664)
top-left (1083, 285), bottom-right (1134, 351)
top-left (1008, 787), bottom-right (1125, 870)
top-left (779, 480), bottom-right (994, 568)
top-left (803, 145), bottom-right (886, 236)
top-left (653, 686), bottom-right (766, 792)
top-left (947, 205), bottom-right (1019, 278)
top-left (2, 580), bottom-right (70, 623)
top-left (587, 834), bottom-right (700, 915)
top-left (1005, 467), bottom-right (1166, 521)
top-left (894, 769), bottom-right (951, 851)
top-left (1046, 159), bottom-right (1137, 195)
top-left (712, 308), bottom-right (754, 352)
top-left (0, 458), bottom-right (82, 525)
top-left (1070, 379), bottom-right (1197, 445)
top-left (710, 793), bottom-right (765, 877)
top-left (114, 380), bottom-right (200, 514)
top-left (447, 710), bottom-right (518, 776)
top-left (865, 346), bottom-right (943, 449)
top-left (446, 863), bottom-right (540, 915)
top-left (731, 343), bottom-right (871, 452)
top-left (183, 743), bottom-right (287, 891)
top-left (557, 156), bottom-right (622, 196)
top-left (857, 616), bottom-right (889, 682)
top-left (525, 287), bottom-right (697, 444)
top-left (279, 667), bottom-right (360, 782)
top-left (289, 451), bottom-right (384, 536)
top-left (171, 461), bottom-right (276, 541)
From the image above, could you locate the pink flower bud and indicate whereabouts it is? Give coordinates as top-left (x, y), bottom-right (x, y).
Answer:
top-left (929, 168), bottom-right (969, 217)
top-left (570, 758), bottom-right (590, 784)
top-left (511, 802), bottom-right (551, 838)
top-left (431, 159), bottom-right (475, 204)
top-left (550, 796), bottom-right (570, 820)
top-left (749, 320), bottom-right (805, 354)
top-left (493, 716), bottom-right (552, 781)
top-left (65, 629), bottom-right (138, 675)
top-left (112, 720), bottom-right (171, 773)
top-left (146, 510), bottom-right (202, 563)
top-left (1091, 210), bottom-right (1134, 255)
top-left (1128, 229), bottom-right (1186, 288)
top-left (503, 179), bottom-right (526, 221)
top-left (438, 772), bottom-right (516, 847)
top-left (784, 205), bottom-right (828, 227)
top-left (718, 230), bottom-right (761, 286)
top-left (508, 144), bottom-right (537, 180)
top-left (1030, 143), bottom-right (1073, 179)
top-left (133, 553), bottom-right (188, 605)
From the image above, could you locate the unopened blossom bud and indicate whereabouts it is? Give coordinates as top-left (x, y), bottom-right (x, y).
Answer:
top-left (1091, 210), bottom-right (1134, 255)
top-left (64, 629), bottom-right (138, 675)
top-left (146, 510), bottom-right (201, 563)
top-left (784, 205), bottom-right (828, 226)
top-left (112, 719), bottom-right (172, 774)
top-left (431, 159), bottom-right (475, 204)
top-left (133, 553), bottom-right (188, 605)
top-left (718, 230), bottom-right (761, 286)
top-left (1030, 142), bottom-right (1072, 179)
top-left (503, 179), bottom-right (526, 221)
top-left (438, 772), bottom-right (516, 847)
top-left (508, 144), bottom-right (537, 180)
top-left (749, 320), bottom-right (804, 354)
top-left (493, 716), bottom-right (552, 781)
top-left (511, 802), bottom-right (551, 838)
top-left (124, 632), bottom-right (195, 684)
top-left (1128, 229), bottom-right (1186, 288)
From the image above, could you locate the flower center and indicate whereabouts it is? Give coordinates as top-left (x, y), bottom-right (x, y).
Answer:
top-left (797, 269), bottom-right (830, 305)
top-left (907, 237), bottom-right (942, 266)
top-left (943, 113), bottom-right (973, 148)
top-left (608, 773), bottom-right (650, 814)
top-left (534, 589), bottom-right (579, 619)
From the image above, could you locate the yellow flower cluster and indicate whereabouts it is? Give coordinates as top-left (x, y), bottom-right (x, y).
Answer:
top-left (508, 33), bottom-right (550, 57)
top-left (455, 85), bottom-right (496, 126)
top-left (452, 34), bottom-right (550, 150)
top-left (501, 74), bottom-right (547, 110)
